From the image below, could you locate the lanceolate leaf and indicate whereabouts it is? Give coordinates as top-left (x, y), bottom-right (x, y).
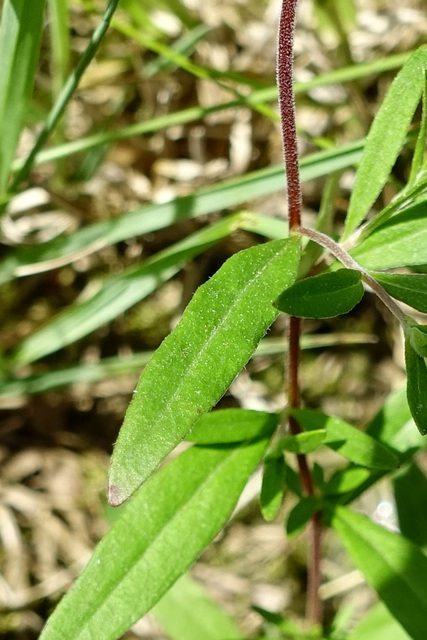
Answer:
top-left (370, 271), bottom-right (427, 313)
top-left (351, 200), bottom-right (427, 270)
top-left (286, 496), bottom-right (319, 538)
top-left (404, 338), bottom-right (427, 435)
top-left (275, 269), bottom-right (363, 319)
top-left (186, 409), bottom-right (279, 444)
top-left (290, 409), bottom-right (399, 469)
top-left (342, 46), bottom-right (427, 239)
top-left (109, 238), bottom-right (300, 505)
top-left (40, 439), bottom-right (270, 640)
top-left (332, 505), bottom-right (427, 640)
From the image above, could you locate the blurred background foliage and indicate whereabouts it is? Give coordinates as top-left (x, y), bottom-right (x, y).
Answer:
top-left (0, 0), bottom-right (426, 637)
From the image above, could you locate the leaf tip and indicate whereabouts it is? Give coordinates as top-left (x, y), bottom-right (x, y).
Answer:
top-left (108, 483), bottom-right (128, 507)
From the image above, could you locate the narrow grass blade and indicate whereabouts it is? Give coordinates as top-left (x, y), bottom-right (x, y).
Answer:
top-left (0, 140), bottom-right (364, 286)
top-left (11, 0), bottom-right (121, 191)
top-left (109, 238), bottom-right (300, 505)
top-left (0, 0), bottom-right (46, 196)
top-left (10, 215), bottom-right (240, 366)
top-left (332, 505), bottom-right (427, 640)
top-left (40, 438), bottom-right (271, 640)
top-left (342, 46), bottom-right (427, 239)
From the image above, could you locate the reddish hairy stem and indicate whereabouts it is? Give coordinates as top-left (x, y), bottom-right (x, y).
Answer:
top-left (278, 0), bottom-right (322, 627)
top-left (277, 0), bottom-right (302, 230)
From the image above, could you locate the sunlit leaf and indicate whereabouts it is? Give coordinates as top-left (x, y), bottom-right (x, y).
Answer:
top-left (186, 409), bottom-right (279, 444)
top-left (394, 462), bottom-right (427, 550)
top-left (343, 46), bottom-right (427, 239)
top-left (109, 238), bottom-right (300, 505)
top-left (332, 505), bottom-right (427, 640)
top-left (275, 269), bottom-right (363, 319)
top-left (290, 409), bottom-right (399, 469)
top-left (40, 439), bottom-right (270, 640)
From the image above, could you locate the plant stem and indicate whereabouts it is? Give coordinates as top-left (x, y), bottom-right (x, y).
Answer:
top-left (277, 0), bottom-right (322, 626)
top-left (277, 0), bottom-right (302, 230)
top-left (297, 225), bottom-right (408, 325)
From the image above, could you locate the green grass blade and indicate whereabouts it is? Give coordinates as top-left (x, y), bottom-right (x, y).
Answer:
top-left (10, 215), bottom-right (240, 366)
top-left (342, 46), bottom-right (427, 240)
top-left (40, 438), bottom-right (271, 640)
top-left (11, 0), bottom-right (121, 192)
top-left (1, 140), bottom-right (364, 286)
top-left (108, 238), bottom-right (300, 505)
top-left (332, 505), bottom-right (427, 640)
top-left (0, 333), bottom-right (374, 400)
top-left (0, 0), bottom-right (46, 197)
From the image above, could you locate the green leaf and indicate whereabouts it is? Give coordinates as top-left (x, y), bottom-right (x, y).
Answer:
top-left (260, 455), bottom-right (286, 522)
top-left (186, 409), bottom-right (279, 444)
top-left (394, 462), bottom-right (427, 550)
top-left (404, 338), bottom-right (427, 435)
top-left (153, 573), bottom-right (244, 640)
top-left (275, 269), bottom-right (363, 319)
top-left (286, 496), bottom-right (318, 538)
top-left (342, 46), bottom-right (427, 239)
top-left (407, 323), bottom-right (427, 358)
top-left (370, 271), bottom-right (427, 313)
top-left (275, 430), bottom-right (327, 454)
top-left (40, 439), bottom-right (269, 640)
top-left (290, 409), bottom-right (399, 469)
top-left (348, 603), bottom-right (411, 640)
top-left (332, 505), bottom-right (427, 640)
top-left (324, 467), bottom-right (371, 496)
top-left (0, 0), bottom-right (46, 196)
top-left (352, 201), bottom-right (427, 270)
top-left (108, 238), bottom-right (300, 505)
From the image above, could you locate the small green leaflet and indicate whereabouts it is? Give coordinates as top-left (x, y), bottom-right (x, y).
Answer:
top-left (109, 237), bottom-right (300, 505)
top-left (404, 337), bottom-right (427, 435)
top-left (275, 269), bottom-right (363, 319)
top-left (290, 409), bottom-right (399, 469)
